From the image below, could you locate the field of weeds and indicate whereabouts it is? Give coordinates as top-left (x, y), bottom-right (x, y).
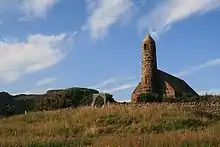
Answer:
top-left (0, 104), bottom-right (220, 147)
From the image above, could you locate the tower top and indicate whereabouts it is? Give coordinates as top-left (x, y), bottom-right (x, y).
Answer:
top-left (142, 34), bottom-right (155, 44)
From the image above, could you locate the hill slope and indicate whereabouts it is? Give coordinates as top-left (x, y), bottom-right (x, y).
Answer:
top-left (0, 87), bottom-right (115, 116)
top-left (0, 104), bottom-right (220, 147)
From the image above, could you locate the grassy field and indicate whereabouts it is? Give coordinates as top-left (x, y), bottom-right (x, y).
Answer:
top-left (0, 103), bottom-right (220, 147)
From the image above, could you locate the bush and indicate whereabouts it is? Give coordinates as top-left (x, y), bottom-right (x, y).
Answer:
top-left (39, 87), bottom-right (99, 110)
top-left (105, 93), bottom-right (115, 103)
top-left (163, 93), bottom-right (202, 103)
top-left (38, 87), bottom-right (116, 111)
top-left (0, 87), bottom-right (116, 116)
top-left (82, 93), bottom-right (116, 107)
top-left (137, 92), bottom-right (162, 103)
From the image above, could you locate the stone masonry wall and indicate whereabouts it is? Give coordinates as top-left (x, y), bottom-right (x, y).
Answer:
top-left (131, 34), bottom-right (198, 103)
top-left (164, 81), bottom-right (175, 98)
top-left (131, 35), bottom-right (158, 103)
top-left (131, 82), bottom-right (142, 102)
top-left (141, 35), bottom-right (157, 93)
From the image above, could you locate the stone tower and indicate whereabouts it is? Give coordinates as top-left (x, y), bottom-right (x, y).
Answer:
top-left (141, 34), bottom-right (157, 93)
top-left (131, 34), bottom-right (198, 103)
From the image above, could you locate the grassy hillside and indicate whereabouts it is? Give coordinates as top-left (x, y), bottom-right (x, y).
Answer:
top-left (0, 103), bottom-right (220, 147)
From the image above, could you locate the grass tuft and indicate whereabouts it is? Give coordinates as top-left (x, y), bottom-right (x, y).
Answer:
top-left (0, 104), bottom-right (220, 146)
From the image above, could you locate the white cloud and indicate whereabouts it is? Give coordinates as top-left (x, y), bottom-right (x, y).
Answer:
top-left (84, 0), bottom-right (133, 38)
top-left (198, 88), bottom-right (220, 96)
top-left (91, 77), bottom-right (118, 89)
top-left (19, 0), bottom-right (59, 20)
top-left (0, 0), bottom-right (59, 20)
top-left (11, 87), bottom-right (54, 95)
top-left (0, 33), bottom-right (73, 83)
top-left (89, 76), bottom-right (136, 90)
top-left (175, 58), bottom-right (220, 77)
top-left (117, 99), bottom-right (131, 102)
top-left (102, 83), bottom-right (136, 93)
top-left (12, 90), bottom-right (46, 95)
top-left (138, 0), bottom-right (220, 38)
top-left (36, 77), bottom-right (56, 86)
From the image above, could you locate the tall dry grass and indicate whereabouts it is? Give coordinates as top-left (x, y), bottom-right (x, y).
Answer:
top-left (0, 104), bottom-right (220, 147)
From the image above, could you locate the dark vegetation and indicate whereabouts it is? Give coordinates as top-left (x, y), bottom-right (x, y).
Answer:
top-left (137, 92), bottom-right (220, 103)
top-left (0, 87), bottom-right (116, 116)
top-left (137, 92), bottom-right (163, 103)
top-left (1, 87), bottom-right (220, 117)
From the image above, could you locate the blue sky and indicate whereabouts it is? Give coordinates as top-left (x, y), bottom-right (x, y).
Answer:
top-left (0, 0), bottom-right (220, 101)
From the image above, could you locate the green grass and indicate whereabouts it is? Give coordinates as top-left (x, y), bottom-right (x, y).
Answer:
top-left (0, 104), bottom-right (220, 147)
top-left (150, 117), bottom-right (210, 133)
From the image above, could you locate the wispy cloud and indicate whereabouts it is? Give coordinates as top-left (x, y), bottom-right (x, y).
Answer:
top-left (0, 0), bottom-right (59, 21)
top-left (91, 77), bottom-right (118, 89)
top-left (138, 0), bottom-right (220, 39)
top-left (84, 0), bottom-right (133, 39)
top-left (36, 77), bottom-right (56, 86)
top-left (11, 87), bottom-right (56, 95)
top-left (92, 76), bottom-right (135, 88)
top-left (90, 76), bottom-right (135, 90)
top-left (102, 83), bottom-right (136, 93)
top-left (19, 0), bottom-right (59, 21)
top-left (175, 58), bottom-right (220, 77)
top-left (0, 32), bottom-right (74, 83)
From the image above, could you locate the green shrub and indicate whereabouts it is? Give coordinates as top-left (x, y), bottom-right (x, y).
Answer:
top-left (175, 93), bottom-right (200, 102)
top-left (150, 118), bottom-right (209, 133)
top-left (137, 92), bottom-right (162, 103)
top-left (38, 87), bottom-right (116, 111)
top-left (39, 87), bottom-right (99, 110)
top-left (0, 87), bottom-right (116, 116)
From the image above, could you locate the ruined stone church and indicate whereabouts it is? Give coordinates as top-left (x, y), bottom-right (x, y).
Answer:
top-left (131, 34), bottom-right (198, 102)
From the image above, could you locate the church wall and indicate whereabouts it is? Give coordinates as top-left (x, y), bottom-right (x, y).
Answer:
top-left (131, 34), bottom-right (198, 103)
top-left (164, 81), bottom-right (175, 98)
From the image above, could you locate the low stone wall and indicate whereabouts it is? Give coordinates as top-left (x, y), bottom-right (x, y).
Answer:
top-left (121, 102), bottom-right (220, 107)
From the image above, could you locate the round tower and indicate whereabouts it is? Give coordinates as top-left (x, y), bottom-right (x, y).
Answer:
top-left (141, 34), bottom-right (157, 93)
